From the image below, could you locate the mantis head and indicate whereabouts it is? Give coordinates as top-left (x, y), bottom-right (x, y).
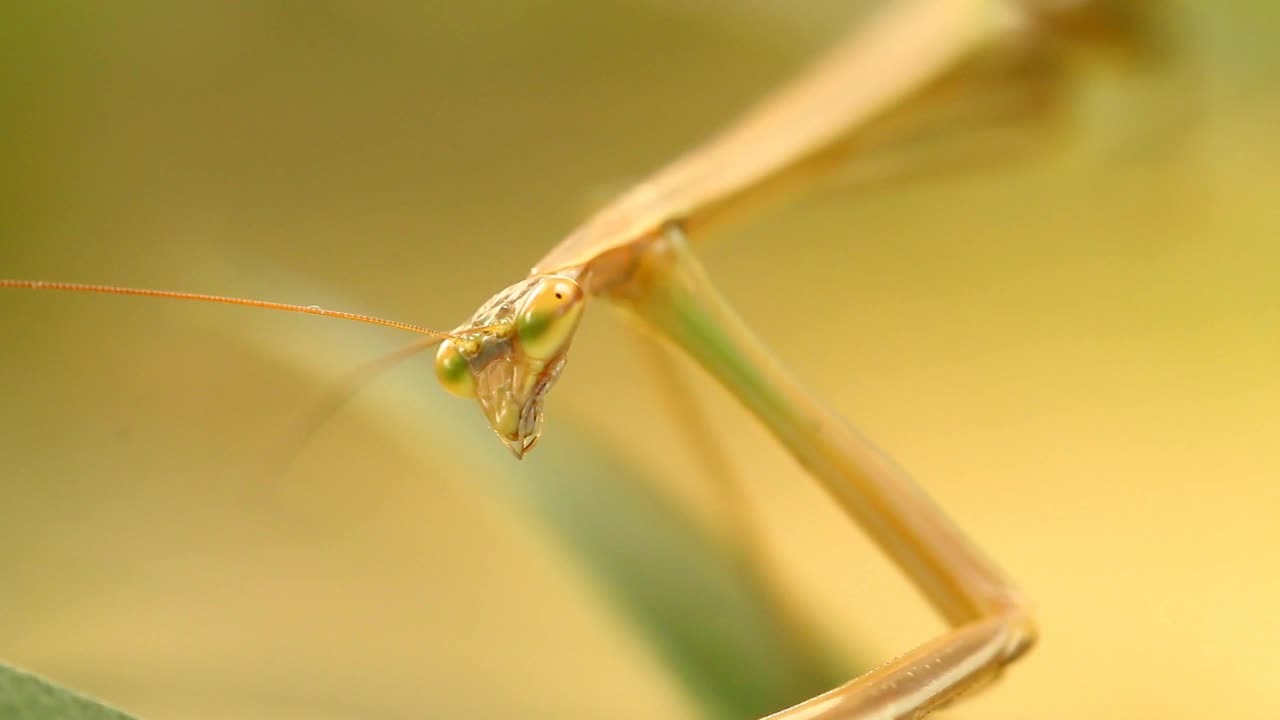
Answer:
top-left (434, 274), bottom-right (586, 458)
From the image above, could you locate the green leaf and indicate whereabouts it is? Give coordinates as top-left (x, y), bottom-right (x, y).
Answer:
top-left (0, 662), bottom-right (138, 720)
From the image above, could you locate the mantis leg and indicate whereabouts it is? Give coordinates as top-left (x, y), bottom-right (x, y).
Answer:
top-left (630, 317), bottom-right (850, 700)
top-left (610, 228), bottom-right (1034, 719)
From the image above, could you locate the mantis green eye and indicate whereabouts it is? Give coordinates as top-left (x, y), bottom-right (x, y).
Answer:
top-left (516, 276), bottom-right (585, 360)
top-left (434, 339), bottom-right (475, 398)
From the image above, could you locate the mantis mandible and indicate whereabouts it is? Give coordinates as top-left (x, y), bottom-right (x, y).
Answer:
top-left (3, 1), bottom-right (1128, 716)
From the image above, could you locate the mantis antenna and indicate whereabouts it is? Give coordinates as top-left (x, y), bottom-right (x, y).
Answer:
top-left (276, 334), bottom-right (448, 473)
top-left (0, 279), bottom-right (461, 341)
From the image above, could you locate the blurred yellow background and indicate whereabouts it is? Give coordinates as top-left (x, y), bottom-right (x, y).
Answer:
top-left (1, 2), bottom-right (1277, 719)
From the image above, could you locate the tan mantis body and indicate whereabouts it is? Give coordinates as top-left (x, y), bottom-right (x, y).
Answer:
top-left (445, 2), bottom-right (1088, 716)
top-left (4, 1), bottom-right (1139, 716)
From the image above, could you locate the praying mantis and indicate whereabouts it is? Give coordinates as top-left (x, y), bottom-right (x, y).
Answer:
top-left (2, 1), bottom-right (1147, 717)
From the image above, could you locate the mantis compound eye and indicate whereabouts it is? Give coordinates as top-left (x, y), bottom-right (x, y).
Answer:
top-left (515, 276), bottom-right (585, 360)
top-left (434, 339), bottom-right (475, 398)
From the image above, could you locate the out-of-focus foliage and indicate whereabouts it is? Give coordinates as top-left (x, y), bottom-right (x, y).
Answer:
top-left (0, 662), bottom-right (137, 720)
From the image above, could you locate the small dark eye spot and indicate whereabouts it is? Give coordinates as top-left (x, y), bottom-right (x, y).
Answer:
top-left (555, 292), bottom-right (562, 299)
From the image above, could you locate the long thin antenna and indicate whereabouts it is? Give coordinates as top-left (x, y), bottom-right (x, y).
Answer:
top-left (0, 279), bottom-right (458, 340)
top-left (275, 334), bottom-right (445, 476)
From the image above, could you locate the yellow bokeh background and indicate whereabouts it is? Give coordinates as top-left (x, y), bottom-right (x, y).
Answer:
top-left (1, 2), bottom-right (1277, 719)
